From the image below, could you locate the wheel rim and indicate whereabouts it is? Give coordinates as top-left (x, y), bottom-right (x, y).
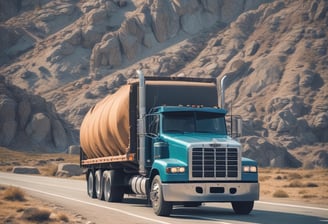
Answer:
top-left (95, 171), bottom-right (102, 199)
top-left (151, 182), bottom-right (160, 207)
top-left (104, 175), bottom-right (111, 200)
top-left (88, 172), bottom-right (94, 196)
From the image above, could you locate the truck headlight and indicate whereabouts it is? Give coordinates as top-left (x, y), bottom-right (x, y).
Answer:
top-left (166, 167), bottom-right (186, 174)
top-left (243, 165), bottom-right (257, 173)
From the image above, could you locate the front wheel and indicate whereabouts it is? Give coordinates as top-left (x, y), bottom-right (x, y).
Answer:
top-left (150, 175), bottom-right (172, 216)
top-left (231, 201), bottom-right (254, 215)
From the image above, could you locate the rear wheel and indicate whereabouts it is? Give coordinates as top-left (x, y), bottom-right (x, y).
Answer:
top-left (150, 175), bottom-right (172, 216)
top-left (87, 171), bottom-right (96, 198)
top-left (95, 170), bottom-right (104, 200)
top-left (103, 170), bottom-right (124, 202)
top-left (231, 201), bottom-right (254, 215)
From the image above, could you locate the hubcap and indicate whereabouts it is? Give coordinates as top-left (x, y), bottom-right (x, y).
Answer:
top-left (151, 182), bottom-right (160, 206)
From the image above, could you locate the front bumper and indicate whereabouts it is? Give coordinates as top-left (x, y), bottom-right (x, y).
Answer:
top-left (162, 182), bottom-right (259, 202)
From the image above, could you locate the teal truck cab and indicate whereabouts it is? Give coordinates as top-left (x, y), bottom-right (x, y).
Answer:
top-left (80, 70), bottom-right (259, 216)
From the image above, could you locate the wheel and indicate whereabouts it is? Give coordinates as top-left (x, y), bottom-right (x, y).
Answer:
top-left (103, 170), bottom-right (124, 202)
top-left (150, 175), bottom-right (172, 216)
top-left (95, 170), bottom-right (104, 200)
top-left (231, 201), bottom-right (254, 215)
top-left (183, 202), bottom-right (202, 207)
top-left (87, 171), bottom-right (96, 198)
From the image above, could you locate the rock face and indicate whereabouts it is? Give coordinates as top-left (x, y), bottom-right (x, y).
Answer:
top-left (0, 76), bottom-right (74, 152)
top-left (0, 0), bottom-right (327, 168)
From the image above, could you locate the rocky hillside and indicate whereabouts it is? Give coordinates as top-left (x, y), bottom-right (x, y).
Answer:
top-left (0, 75), bottom-right (75, 152)
top-left (0, 0), bottom-right (327, 168)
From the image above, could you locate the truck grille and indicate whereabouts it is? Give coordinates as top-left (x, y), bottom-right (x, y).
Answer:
top-left (191, 147), bottom-right (240, 180)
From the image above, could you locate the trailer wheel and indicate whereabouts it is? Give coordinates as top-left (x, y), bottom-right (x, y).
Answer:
top-left (150, 175), bottom-right (172, 216)
top-left (87, 171), bottom-right (96, 198)
top-left (95, 170), bottom-right (104, 200)
top-left (103, 170), bottom-right (124, 202)
top-left (231, 201), bottom-right (254, 215)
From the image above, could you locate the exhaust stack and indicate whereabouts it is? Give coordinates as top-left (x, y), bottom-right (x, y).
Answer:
top-left (219, 75), bottom-right (227, 108)
top-left (137, 70), bottom-right (146, 176)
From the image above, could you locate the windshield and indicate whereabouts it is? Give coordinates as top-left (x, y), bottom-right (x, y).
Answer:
top-left (162, 111), bottom-right (227, 135)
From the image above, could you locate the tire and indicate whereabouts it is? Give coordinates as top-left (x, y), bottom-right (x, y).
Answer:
top-left (95, 170), bottom-right (104, 200)
top-left (103, 170), bottom-right (124, 202)
top-left (87, 171), bottom-right (96, 198)
top-left (231, 201), bottom-right (254, 215)
top-left (150, 175), bottom-right (172, 216)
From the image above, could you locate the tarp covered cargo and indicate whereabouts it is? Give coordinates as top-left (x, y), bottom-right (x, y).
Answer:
top-left (80, 78), bottom-right (218, 159)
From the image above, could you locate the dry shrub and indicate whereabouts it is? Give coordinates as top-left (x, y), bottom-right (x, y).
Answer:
top-left (42, 163), bottom-right (58, 176)
top-left (259, 175), bottom-right (271, 181)
top-left (304, 173), bottom-right (313, 178)
top-left (273, 189), bottom-right (289, 198)
top-left (275, 169), bottom-right (288, 174)
top-left (21, 207), bottom-right (51, 222)
top-left (259, 168), bottom-right (273, 174)
top-left (275, 175), bottom-right (287, 180)
top-left (287, 181), bottom-right (319, 188)
top-left (287, 180), bottom-right (304, 188)
top-left (298, 190), bottom-right (307, 194)
top-left (305, 182), bottom-right (318, 187)
top-left (302, 195), bottom-right (318, 199)
top-left (288, 172), bottom-right (302, 180)
top-left (58, 213), bottom-right (69, 222)
top-left (3, 186), bottom-right (25, 201)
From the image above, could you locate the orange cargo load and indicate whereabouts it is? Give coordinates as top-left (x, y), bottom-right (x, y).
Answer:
top-left (80, 85), bottom-right (131, 159)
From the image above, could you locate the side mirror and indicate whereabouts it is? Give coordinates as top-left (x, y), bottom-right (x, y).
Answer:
top-left (145, 114), bottom-right (159, 138)
top-left (232, 116), bottom-right (242, 138)
top-left (226, 115), bottom-right (242, 138)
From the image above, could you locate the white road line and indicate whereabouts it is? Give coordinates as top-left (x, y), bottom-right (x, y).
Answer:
top-left (171, 214), bottom-right (233, 224)
top-left (258, 201), bottom-right (328, 211)
top-left (8, 184), bottom-right (172, 224)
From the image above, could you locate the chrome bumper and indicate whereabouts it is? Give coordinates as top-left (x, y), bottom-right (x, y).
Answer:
top-left (161, 182), bottom-right (259, 202)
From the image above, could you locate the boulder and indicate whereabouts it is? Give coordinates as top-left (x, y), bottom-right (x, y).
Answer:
top-left (12, 166), bottom-right (40, 174)
top-left (82, 25), bottom-right (103, 48)
top-left (118, 14), bottom-right (147, 59)
top-left (220, 0), bottom-right (244, 23)
top-left (150, 0), bottom-right (179, 43)
top-left (18, 98), bottom-right (31, 129)
top-left (25, 113), bottom-right (51, 143)
top-left (91, 34), bottom-right (122, 68)
top-left (56, 163), bottom-right (83, 177)
top-left (242, 136), bottom-right (302, 168)
top-left (172, 0), bottom-right (200, 15)
top-left (0, 96), bottom-right (17, 145)
top-left (68, 145), bottom-right (80, 155)
top-left (51, 119), bottom-right (68, 149)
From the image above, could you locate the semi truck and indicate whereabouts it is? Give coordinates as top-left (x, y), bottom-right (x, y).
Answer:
top-left (80, 70), bottom-right (259, 216)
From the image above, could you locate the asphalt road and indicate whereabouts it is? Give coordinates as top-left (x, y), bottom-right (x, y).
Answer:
top-left (1, 172), bottom-right (327, 224)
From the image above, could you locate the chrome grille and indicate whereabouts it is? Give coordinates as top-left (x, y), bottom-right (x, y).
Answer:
top-left (191, 147), bottom-right (239, 180)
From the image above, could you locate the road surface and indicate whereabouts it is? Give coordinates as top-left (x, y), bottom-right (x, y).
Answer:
top-left (1, 172), bottom-right (327, 224)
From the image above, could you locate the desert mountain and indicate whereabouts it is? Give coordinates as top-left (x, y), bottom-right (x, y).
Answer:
top-left (0, 0), bottom-right (327, 168)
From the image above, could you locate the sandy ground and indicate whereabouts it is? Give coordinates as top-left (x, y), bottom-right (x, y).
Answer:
top-left (0, 147), bottom-right (327, 223)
